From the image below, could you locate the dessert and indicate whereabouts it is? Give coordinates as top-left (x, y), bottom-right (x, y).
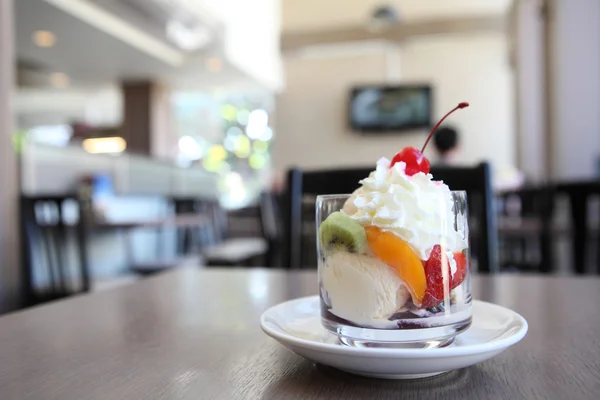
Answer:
top-left (318, 103), bottom-right (471, 332)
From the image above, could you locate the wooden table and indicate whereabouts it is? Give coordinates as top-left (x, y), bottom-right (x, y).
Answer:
top-left (90, 214), bottom-right (210, 230)
top-left (0, 269), bottom-right (598, 399)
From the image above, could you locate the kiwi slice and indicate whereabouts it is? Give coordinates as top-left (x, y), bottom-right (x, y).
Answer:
top-left (319, 212), bottom-right (368, 254)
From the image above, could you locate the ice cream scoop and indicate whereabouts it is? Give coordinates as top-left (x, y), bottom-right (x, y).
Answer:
top-left (321, 251), bottom-right (410, 328)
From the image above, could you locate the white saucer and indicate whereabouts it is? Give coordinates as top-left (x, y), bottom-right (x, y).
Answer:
top-left (261, 296), bottom-right (528, 379)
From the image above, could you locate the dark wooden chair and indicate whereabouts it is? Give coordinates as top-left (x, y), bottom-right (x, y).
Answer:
top-left (206, 192), bottom-right (283, 267)
top-left (126, 197), bottom-right (208, 276)
top-left (284, 163), bottom-right (497, 272)
top-left (20, 195), bottom-right (90, 306)
top-left (497, 185), bottom-right (556, 273)
top-left (173, 197), bottom-right (198, 255)
top-left (429, 163), bottom-right (498, 272)
top-left (284, 167), bottom-right (372, 269)
top-left (259, 192), bottom-right (283, 267)
top-left (202, 200), bottom-right (267, 267)
top-left (556, 180), bottom-right (600, 274)
top-left (170, 198), bottom-right (268, 267)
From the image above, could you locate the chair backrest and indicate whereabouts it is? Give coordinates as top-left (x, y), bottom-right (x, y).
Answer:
top-left (259, 192), bottom-right (281, 240)
top-left (259, 192), bottom-right (283, 267)
top-left (556, 180), bottom-right (600, 274)
top-left (172, 198), bottom-right (197, 255)
top-left (283, 163), bottom-right (498, 271)
top-left (227, 204), bottom-right (262, 237)
top-left (20, 195), bottom-right (90, 306)
top-left (430, 163), bottom-right (498, 272)
top-left (497, 185), bottom-right (556, 273)
top-left (172, 198), bottom-right (225, 253)
top-left (284, 167), bottom-right (372, 269)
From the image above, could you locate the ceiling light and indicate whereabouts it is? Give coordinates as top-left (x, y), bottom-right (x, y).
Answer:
top-left (49, 72), bottom-right (70, 88)
top-left (32, 31), bottom-right (56, 48)
top-left (206, 57), bottom-right (222, 73)
top-left (166, 20), bottom-right (212, 51)
top-left (368, 5), bottom-right (400, 32)
top-left (82, 137), bottom-right (127, 154)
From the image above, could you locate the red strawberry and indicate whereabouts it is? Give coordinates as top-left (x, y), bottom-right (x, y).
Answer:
top-left (421, 246), bottom-right (469, 308)
top-left (451, 251), bottom-right (468, 289)
top-left (421, 245), bottom-right (450, 308)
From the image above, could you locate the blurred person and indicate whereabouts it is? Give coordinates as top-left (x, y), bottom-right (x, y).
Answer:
top-left (432, 125), bottom-right (460, 166)
top-left (432, 125), bottom-right (524, 191)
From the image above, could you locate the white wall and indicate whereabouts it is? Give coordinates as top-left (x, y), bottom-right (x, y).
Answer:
top-left (549, 0), bottom-right (600, 180)
top-left (282, 0), bottom-right (512, 33)
top-left (401, 34), bottom-right (515, 168)
top-left (275, 44), bottom-right (392, 170)
top-left (275, 33), bottom-right (515, 173)
top-left (510, 0), bottom-right (547, 182)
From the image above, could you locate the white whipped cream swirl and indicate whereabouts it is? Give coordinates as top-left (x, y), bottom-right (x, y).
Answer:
top-left (345, 157), bottom-right (467, 260)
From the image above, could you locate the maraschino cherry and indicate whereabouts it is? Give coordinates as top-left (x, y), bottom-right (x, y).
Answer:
top-left (390, 102), bottom-right (469, 176)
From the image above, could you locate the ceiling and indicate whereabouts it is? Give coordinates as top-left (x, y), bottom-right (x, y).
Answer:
top-left (14, 0), bottom-right (263, 90)
top-left (282, 0), bottom-right (513, 33)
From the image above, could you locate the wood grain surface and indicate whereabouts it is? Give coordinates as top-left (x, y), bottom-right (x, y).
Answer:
top-left (0, 268), bottom-right (599, 399)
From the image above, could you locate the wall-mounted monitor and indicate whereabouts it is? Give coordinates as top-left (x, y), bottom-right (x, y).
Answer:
top-left (349, 85), bottom-right (432, 133)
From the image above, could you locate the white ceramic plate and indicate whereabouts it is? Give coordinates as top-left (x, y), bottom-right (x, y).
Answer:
top-left (261, 296), bottom-right (528, 379)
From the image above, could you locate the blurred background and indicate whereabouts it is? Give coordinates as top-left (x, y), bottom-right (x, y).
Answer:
top-left (0, 0), bottom-right (599, 313)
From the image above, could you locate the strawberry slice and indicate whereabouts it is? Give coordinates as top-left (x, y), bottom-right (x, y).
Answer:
top-left (421, 245), bottom-right (449, 308)
top-left (421, 246), bottom-right (469, 308)
top-left (451, 251), bottom-right (468, 289)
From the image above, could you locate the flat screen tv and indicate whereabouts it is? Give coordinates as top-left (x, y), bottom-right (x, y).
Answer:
top-left (349, 85), bottom-right (432, 132)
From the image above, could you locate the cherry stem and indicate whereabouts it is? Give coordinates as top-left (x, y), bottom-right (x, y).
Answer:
top-left (420, 102), bottom-right (469, 153)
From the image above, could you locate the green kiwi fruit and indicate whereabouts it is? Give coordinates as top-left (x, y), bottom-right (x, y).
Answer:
top-left (319, 211), bottom-right (368, 254)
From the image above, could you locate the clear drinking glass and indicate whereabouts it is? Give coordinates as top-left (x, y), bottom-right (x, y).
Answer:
top-left (317, 193), bottom-right (472, 348)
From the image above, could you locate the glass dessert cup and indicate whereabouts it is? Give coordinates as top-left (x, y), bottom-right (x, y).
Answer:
top-left (317, 193), bottom-right (472, 349)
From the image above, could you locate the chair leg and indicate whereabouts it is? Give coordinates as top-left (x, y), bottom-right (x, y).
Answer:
top-left (570, 194), bottom-right (587, 274)
top-left (540, 231), bottom-right (553, 274)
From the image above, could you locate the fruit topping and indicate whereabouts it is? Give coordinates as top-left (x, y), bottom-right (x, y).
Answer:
top-left (422, 245), bottom-right (469, 307)
top-left (390, 102), bottom-right (469, 176)
top-left (390, 147), bottom-right (430, 177)
top-left (422, 245), bottom-right (448, 308)
top-left (451, 251), bottom-right (468, 289)
top-left (364, 226), bottom-right (426, 306)
top-left (319, 211), bottom-right (368, 255)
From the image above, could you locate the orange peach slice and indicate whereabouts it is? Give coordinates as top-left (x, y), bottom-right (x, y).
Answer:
top-left (364, 226), bottom-right (426, 306)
